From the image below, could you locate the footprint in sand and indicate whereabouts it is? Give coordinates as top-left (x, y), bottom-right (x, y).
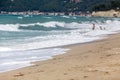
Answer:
top-left (63, 73), bottom-right (68, 75)
top-left (83, 76), bottom-right (88, 78)
top-left (13, 73), bottom-right (24, 77)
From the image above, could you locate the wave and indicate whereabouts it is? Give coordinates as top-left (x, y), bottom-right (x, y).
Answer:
top-left (0, 24), bottom-right (20, 31)
top-left (0, 21), bottom-right (64, 31)
top-left (0, 21), bottom-right (81, 31)
top-left (0, 20), bottom-right (120, 32)
top-left (1, 20), bottom-right (120, 52)
top-left (0, 21), bottom-right (96, 32)
top-left (7, 33), bottom-right (100, 51)
top-left (19, 25), bottom-right (73, 31)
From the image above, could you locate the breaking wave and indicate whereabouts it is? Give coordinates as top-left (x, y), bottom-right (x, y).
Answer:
top-left (0, 20), bottom-right (120, 32)
top-left (0, 21), bottom-right (86, 31)
top-left (0, 21), bottom-right (65, 31)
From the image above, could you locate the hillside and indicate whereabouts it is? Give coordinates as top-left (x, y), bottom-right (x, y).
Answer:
top-left (0, 0), bottom-right (120, 12)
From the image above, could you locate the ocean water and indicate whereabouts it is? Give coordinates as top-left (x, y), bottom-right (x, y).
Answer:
top-left (0, 14), bottom-right (120, 72)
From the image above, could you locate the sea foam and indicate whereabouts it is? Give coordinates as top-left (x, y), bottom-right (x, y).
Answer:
top-left (0, 20), bottom-right (120, 32)
top-left (0, 48), bottom-right (68, 72)
top-left (0, 47), bottom-right (12, 52)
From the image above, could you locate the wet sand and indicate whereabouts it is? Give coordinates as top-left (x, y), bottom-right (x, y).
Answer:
top-left (0, 33), bottom-right (120, 80)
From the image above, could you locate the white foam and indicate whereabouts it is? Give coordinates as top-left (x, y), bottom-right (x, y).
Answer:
top-left (0, 21), bottom-right (65, 31)
top-left (9, 33), bottom-right (100, 51)
top-left (0, 47), bottom-right (12, 52)
top-left (61, 16), bottom-right (70, 18)
top-left (72, 17), bottom-right (77, 19)
top-left (84, 30), bottom-right (115, 37)
top-left (3, 19), bottom-right (120, 51)
top-left (44, 17), bottom-right (52, 19)
top-left (36, 21), bottom-right (65, 27)
top-left (18, 16), bottom-right (23, 19)
top-left (0, 21), bottom-right (78, 32)
top-left (0, 48), bottom-right (68, 73)
top-left (0, 19), bottom-right (120, 32)
top-left (1, 20), bottom-right (120, 51)
top-left (0, 24), bottom-right (19, 31)
top-left (23, 15), bottom-right (30, 17)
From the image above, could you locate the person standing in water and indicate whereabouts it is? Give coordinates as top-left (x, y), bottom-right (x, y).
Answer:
top-left (99, 26), bottom-right (102, 30)
top-left (92, 23), bottom-right (96, 30)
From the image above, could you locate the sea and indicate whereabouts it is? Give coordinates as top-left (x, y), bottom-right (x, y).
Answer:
top-left (0, 14), bottom-right (120, 73)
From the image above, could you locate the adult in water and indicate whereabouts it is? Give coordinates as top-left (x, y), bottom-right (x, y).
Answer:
top-left (92, 23), bottom-right (96, 30)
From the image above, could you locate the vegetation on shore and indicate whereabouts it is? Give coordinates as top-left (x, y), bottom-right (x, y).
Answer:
top-left (0, 0), bottom-right (120, 12)
top-left (93, 0), bottom-right (120, 11)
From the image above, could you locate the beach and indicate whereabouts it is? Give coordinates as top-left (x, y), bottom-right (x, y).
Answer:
top-left (0, 32), bottom-right (120, 80)
top-left (92, 10), bottom-right (120, 17)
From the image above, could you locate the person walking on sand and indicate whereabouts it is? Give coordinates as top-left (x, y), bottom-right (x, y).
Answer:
top-left (92, 23), bottom-right (96, 30)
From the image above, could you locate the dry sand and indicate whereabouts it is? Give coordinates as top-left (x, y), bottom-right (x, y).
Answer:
top-left (92, 10), bottom-right (120, 17)
top-left (1, 33), bottom-right (120, 80)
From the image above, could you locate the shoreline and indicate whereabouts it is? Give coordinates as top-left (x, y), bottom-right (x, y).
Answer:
top-left (0, 11), bottom-right (91, 17)
top-left (1, 33), bottom-right (120, 80)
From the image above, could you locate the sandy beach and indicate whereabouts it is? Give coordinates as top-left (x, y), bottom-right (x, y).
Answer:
top-left (0, 33), bottom-right (120, 80)
top-left (92, 10), bottom-right (120, 17)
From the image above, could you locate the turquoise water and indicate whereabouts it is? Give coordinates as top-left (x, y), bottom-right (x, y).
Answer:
top-left (0, 14), bottom-right (120, 72)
